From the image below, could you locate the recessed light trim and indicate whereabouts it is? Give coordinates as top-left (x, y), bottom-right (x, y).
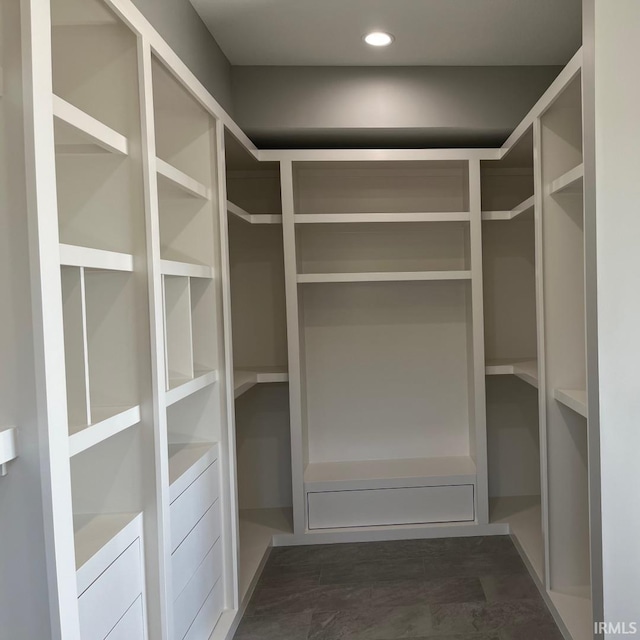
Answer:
top-left (364, 31), bottom-right (394, 47)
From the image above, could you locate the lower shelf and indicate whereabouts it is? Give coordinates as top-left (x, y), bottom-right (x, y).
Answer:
top-left (168, 441), bottom-right (218, 502)
top-left (69, 406), bottom-right (141, 458)
top-left (166, 370), bottom-right (219, 406)
top-left (304, 456), bottom-right (476, 492)
top-left (485, 359), bottom-right (539, 389)
top-left (234, 366), bottom-right (289, 399)
top-left (553, 388), bottom-right (587, 418)
top-left (548, 587), bottom-right (593, 640)
top-left (490, 495), bottom-right (544, 582)
top-left (239, 508), bottom-right (293, 602)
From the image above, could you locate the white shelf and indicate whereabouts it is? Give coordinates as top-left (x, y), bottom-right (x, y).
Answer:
top-left (168, 442), bottom-right (218, 502)
top-left (74, 512), bottom-right (142, 594)
top-left (60, 244), bottom-right (134, 272)
top-left (227, 201), bottom-right (282, 225)
top-left (482, 195), bottom-right (535, 221)
top-left (160, 259), bottom-right (213, 279)
top-left (485, 359), bottom-right (538, 389)
top-left (234, 366), bottom-right (289, 399)
top-left (297, 271), bottom-right (472, 284)
top-left (549, 164), bottom-right (584, 196)
top-left (156, 158), bottom-right (210, 200)
top-left (239, 508), bottom-right (293, 602)
top-left (166, 370), bottom-right (219, 407)
top-left (490, 495), bottom-right (544, 582)
top-left (554, 388), bottom-right (587, 418)
top-left (294, 212), bottom-right (470, 224)
top-left (53, 95), bottom-right (128, 156)
top-left (304, 456), bottom-right (476, 492)
top-left (68, 406), bottom-right (141, 458)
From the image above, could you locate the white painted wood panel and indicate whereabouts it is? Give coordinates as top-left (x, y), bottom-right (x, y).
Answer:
top-left (173, 541), bottom-right (223, 640)
top-left (172, 502), bottom-right (222, 599)
top-left (181, 579), bottom-right (224, 640)
top-left (170, 461), bottom-right (220, 552)
top-left (163, 275), bottom-right (194, 389)
top-left (307, 485), bottom-right (475, 529)
top-left (78, 539), bottom-right (143, 640)
top-left (105, 596), bottom-right (145, 640)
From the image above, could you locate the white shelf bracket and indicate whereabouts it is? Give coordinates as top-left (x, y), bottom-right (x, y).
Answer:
top-left (0, 427), bottom-right (18, 477)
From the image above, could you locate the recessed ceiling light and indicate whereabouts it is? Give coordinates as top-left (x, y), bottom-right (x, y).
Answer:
top-left (364, 31), bottom-right (394, 47)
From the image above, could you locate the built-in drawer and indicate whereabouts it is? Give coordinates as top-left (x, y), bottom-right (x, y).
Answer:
top-left (173, 540), bottom-right (223, 640)
top-left (170, 460), bottom-right (219, 552)
top-left (78, 539), bottom-right (143, 640)
top-left (172, 500), bottom-right (222, 599)
top-left (182, 577), bottom-right (224, 640)
top-left (307, 484), bottom-right (475, 529)
top-left (105, 596), bottom-right (145, 640)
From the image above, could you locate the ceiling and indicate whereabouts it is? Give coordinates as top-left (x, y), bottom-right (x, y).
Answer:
top-left (190, 0), bottom-right (581, 67)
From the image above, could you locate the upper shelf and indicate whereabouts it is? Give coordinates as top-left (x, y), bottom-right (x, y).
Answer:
top-left (485, 359), bottom-right (539, 389)
top-left (227, 201), bottom-right (282, 225)
top-left (156, 158), bottom-right (210, 200)
top-left (297, 271), bottom-right (472, 284)
top-left (60, 244), bottom-right (134, 272)
top-left (234, 367), bottom-right (289, 399)
top-left (53, 95), bottom-right (128, 156)
top-left (166, 370), bottom-right (219, 407)
top-left (554, 388), bottom-right (587, 418)
top-left (161, 259), bottom-right (214, 279)
top-left (294, 212), bottom-right (470, 224)
top-left (549, 164), bottom-right (584, 196)
top-left (482, 195), bottom-right (535, 221)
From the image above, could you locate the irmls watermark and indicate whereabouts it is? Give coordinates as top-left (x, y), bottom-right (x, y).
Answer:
top-left (595, 622), bottom-right (639, 635)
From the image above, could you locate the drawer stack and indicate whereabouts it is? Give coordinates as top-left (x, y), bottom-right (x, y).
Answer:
top-left (169, 444), bottom-right (224, 640)
top-left (75, 513), bottom-right (147, 640)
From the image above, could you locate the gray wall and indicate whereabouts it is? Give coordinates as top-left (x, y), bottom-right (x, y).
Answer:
top-left (131, 0), bottom-right (233, 113)
top-left (232, 66), bottom-right (562, 148)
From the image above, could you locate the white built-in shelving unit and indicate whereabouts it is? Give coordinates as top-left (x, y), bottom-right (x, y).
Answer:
top-left (276, 157), bottom-right (490, 535)
top-left (223, 132), bottom-right (293, 604)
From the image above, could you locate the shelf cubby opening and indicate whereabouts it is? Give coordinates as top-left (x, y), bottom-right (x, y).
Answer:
top-left (158, 191), bottom-right (216, 267)
top-left (163, 275), bottom-right (194, 391)
top-left (293, 160), bottom-right (470, 216)
top-left (152, 56), bottom-right (214, 189)
top-left (167, 384), bottom-right (222, 446)
top-left (228, 216), bottom-right (288, 372)
top-left (300, 280), bottom-right (475, 466)
top-left (296, 221), bottom-right (471, 277)
top-left (168, 441), bottom-right (218, 499)
top-left (190, 277), bottom-right (219, 375)
top-left (481, 127), bottom-right (534, 215)
top-left (51, 0), bottom-right (139, 138)
top-left (61, 266), bottom-right (141, 448)
top-left (541, 74), bottom-right (583, 185)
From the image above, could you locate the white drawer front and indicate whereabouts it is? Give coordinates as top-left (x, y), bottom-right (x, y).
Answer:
top-left (182, 578), bottom-right (224, 640)
top-left (105, 596), bottom-right (145, 640)
top-left (172, 500), bottom-right (221, 599)
top-left (174, 540), bottom-right (223, 640)
top-left (79, 540), bottom-right (143, 640)
top-left (307, 484), bottom-right (475, 530)
top-left (171, 461), bottom-right (219, 552)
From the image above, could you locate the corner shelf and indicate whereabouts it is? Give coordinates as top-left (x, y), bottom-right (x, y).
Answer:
top-left (234, 367), bottom-right (289, 399)
top-left (294, 212), bottom-right (471, 224)
top-left (485, 359), bottom-right (538, 389)
top-left (168, 441), bottom-right (218, 502)
top-left (227, 201), bottom-right (282, 225)
top-left (60, 244), bottom-right (134, 272)
top-left (549, 164), bottom-right (584, 196)
top-left (74, 512), bottom-right (142, 594)
top-left (554, 388), bottom-right (587, 418)
top-left (69, 405), bottom-right (141, 458)
top-left (482, 195), bottom-right (535, 221)
top-left (297, 271), bottom-right (472, 284)
top-left (53, 95), bottom-right (128, 156)
top-left (156, 158), bottom-right (210, 200)
top-left (160, 259), bottom-right (214, 279)
top-left (166, 370), bottom-right (219, 407)
top-left (304, 456), bottom-right (476, 492)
